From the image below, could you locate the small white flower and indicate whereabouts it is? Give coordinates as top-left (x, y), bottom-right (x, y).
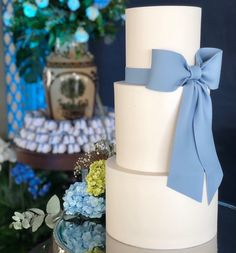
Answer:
top-left (74, 27), bottom-right (89, 43)
top-left (86, 6), bottom-right (100, 21)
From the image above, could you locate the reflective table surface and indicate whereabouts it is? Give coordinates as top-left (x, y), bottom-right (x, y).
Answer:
top-left (30, 203), bottom-right (236, 253)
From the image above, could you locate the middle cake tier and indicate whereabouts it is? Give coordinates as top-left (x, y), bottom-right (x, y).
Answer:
top-left (115, 81), bottom-right (183, 173)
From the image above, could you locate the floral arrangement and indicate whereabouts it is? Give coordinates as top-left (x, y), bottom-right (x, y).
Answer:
top-left (11, 140), bottom-right (115, 252)
top-left (63, 181), bottom-right (105, 218)
top-left (0, 142), bottom-right (60, 252)
top-left (0, 138), bottom-right (16, 169)
top-left (4, 0), bottom-right (126, 83)
top-left (61, 221), bottom-right (105, 253)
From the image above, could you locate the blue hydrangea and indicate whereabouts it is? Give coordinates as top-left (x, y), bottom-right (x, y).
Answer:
top-left (35, 0), bottom-right (49, 8)
top-left (94, 0), bottom-right (111, 9)
top-left (67, 0), bottom-right (80, 11)
top-left (61, 221), bottom-right (105, 253)
top-left (11, 163), bottom-right (35, 184)
top-left (86, 6), bottom-right (100, 21)
top-left (23, 2), bottom-right (37, 18)
top-left (74, 27), bottom-right (89, 43)
top-left (29, 41), bottom-right (39, 48)
top-left (11, 163), bottom-right (51, 199)
top-left (38, 182), bottom-right (51, 197)
top-left (3, 11), bottom-right (12, 27)
top-left (63, 182), bottom-right (105, 218)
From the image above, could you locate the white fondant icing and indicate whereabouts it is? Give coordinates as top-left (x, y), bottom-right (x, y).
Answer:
top-left (106, 157), bottom-right (218, 250)
top-left (126, 6), bottom-right (201, 68)
top-left (115, 82), bottom-right (182, 173)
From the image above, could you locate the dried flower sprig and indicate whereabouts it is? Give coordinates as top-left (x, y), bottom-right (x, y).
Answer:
top-left (74, 140), bottom-right (115, 177)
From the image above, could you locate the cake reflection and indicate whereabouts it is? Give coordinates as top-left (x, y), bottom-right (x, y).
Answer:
top-left (106, 234), bottom-right (217, 253)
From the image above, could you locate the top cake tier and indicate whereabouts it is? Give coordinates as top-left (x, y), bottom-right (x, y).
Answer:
top-left (126, 6), bottom-right (201, 67)
top-left (115, 6), bottom-right (202, 173)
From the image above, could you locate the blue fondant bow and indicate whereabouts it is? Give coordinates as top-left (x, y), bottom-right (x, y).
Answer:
top-left (125, 48), bottom-right (223, 203)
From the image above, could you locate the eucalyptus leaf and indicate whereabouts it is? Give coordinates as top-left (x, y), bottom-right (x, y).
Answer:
top-left (12, 221), bottom-right (22, 230)
top-left (46, 195), bottom-right (61, 215)
top-left (63, 214), bottom-right (77, 221)
top-left (22, 219), bottom-right (31, 229)
top-left (12, 216), bottom-right (20, 222)
top-left (29, 208), bottom-right (45, 216)
top-left (24, 211), bottom-right (34, 219)
top-left (45, 214), bottom-right (57, 229)
top-left (31, 215), bottom-right (45, 232)
top-left (14, 212), bottom-right (24, 220)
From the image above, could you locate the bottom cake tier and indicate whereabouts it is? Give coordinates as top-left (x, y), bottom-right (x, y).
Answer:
top-left (106, 157), bottom-right (218, 250)
top-left (106, 234), bottom-right (217, 253)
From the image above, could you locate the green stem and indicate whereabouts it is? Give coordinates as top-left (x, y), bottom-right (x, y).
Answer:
top-left (20, 184), bottom-right (25, 210)
top-left (96, 92), bottom-right (109, 142)
top-left (8, 163), bottom-right (13, 189)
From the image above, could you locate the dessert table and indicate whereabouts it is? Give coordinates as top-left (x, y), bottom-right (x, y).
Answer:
top-left (14, 146), bottom-right (80, 171)
top-left (29, 203), bottom-right (236, 253)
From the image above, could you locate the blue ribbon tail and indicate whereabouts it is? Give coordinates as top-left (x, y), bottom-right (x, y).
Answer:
top-left (167, 83), bottom-right (205, 202)
top-left (193, 83), bottom-right (223, 203)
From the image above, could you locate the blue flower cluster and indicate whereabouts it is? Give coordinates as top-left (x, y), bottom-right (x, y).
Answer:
top-left (86, 6), bottom-right (100, 21)
top-left (94, 0), bottom-right (111, 9)
top-left (35, 0), bottom-right (49, 9)
top-left (67, 0), bottom-right (80, 11)
top-left (74, 27), bottom-right (89, 43)
top-left (63, 182), bottom-right (105, 218)
top-left (61, 221), bottom-right (105, 253)
top-left (23, 2), bottom-right (37, 18)
top-left (11, 163), bottom-right (51, 199)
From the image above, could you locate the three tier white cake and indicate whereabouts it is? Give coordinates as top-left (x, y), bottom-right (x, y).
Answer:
top-left (106, 6), bottom-right (218, 250)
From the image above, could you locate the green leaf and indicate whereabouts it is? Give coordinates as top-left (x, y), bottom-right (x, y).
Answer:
top-left (24, 211), bottom-right (34, 219)
top-left (63, 214), bottom-right (77, 221)
top-left (48, 33), bottom-right (55, 48)
top-left (29, 208), bottom-right (45, 216)
top-left (14, 212), bottom-right (24, 220)
top-left (22, 219), bottom-right (31, 229)
top-left (45, 214), bottom-right (59, 229)
top-left (12, 216), bottom-right (20, 222)
top-left (46, 195), bottom-right (61, 215)
top-left (31, 215), bottom-right (45, 232)
top-left (12, 221), bottom-right (22, 230)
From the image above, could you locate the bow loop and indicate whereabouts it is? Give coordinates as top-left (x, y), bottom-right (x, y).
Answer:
top-left (196, 48), bottom-right (223, 90)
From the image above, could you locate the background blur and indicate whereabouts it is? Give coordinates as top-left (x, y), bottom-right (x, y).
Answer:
top-left (91, 0), bottom-right (236, 205)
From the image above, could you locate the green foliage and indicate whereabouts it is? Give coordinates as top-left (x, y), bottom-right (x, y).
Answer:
top-left (11, 195), bottom-right (62, 233)
top-left (10, 0), bottom-right (126, 83)
top-left (87, 247), bottom-right (105, 253)
top-left (0, 164), bottom-right (69, 252)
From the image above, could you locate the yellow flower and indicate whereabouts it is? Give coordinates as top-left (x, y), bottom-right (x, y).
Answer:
top-left (86, 160), bottom-right (105, 197)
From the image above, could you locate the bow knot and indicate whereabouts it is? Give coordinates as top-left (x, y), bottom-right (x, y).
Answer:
top-left (125, 48), bottom-right (223, 204)
top-left (189, 65), bottom-right (202, 80)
